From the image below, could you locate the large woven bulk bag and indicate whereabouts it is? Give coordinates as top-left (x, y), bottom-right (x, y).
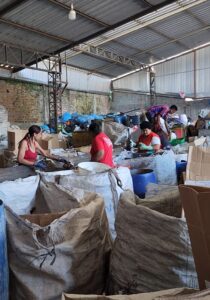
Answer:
top-left (38, 180), bottom-right (91, 212)
top-left (59, 167), bottom-right (133, 239)
top-left (108, 190), bottom-right (198, 294)
top-left (142, 184), bottom-right (182, 217)
top-left (6, 193), bottom-right (111, 300)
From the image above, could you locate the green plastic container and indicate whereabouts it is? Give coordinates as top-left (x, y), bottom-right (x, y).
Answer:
top-left (170, 138), bottom-right (185, 146)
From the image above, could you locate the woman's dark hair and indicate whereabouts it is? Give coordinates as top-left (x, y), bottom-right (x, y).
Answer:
top-left (170, 105), bottom-right (178, 111)
top-left (89, 121), bottom-right (102, 135)
top-left (19, 125), bottom-right (41, 145)
top-left (140, 121), bottom-right (152, 130)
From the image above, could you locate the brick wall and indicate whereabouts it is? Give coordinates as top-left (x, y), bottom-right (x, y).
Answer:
top-left (0, 79), bottom-right (110, 128)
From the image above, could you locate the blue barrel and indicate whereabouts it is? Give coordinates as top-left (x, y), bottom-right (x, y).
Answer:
top-left (132, 169), bottom-right (156, 198)
top-left (176, 160), bottom-right (187, 182)
top-left (0, 200), bottom-right (8, 300)
top-left (130, 115), bottom-right (140, 125)
top-left (114, 114), bottom-right (127, 124)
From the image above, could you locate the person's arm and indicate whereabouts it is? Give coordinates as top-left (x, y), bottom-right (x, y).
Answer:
top-left (90, 136), bottom-right (105, 162)
top-left (151, 136), bottom-right (161, 151)
top-left (35, 142), bottom-right (63, 161)
top-left (17, 140), bottom-right (34, 166)
top-left (91, 149), bottom-right (104, 162)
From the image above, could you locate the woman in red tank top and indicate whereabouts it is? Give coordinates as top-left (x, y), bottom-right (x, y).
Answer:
top-left (18, 125), bottom-right (58, 167)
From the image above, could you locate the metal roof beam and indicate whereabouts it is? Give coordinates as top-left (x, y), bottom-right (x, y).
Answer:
top-left (0, 41), bottom-right (61, 72)
top-left (0, 0), bottom-right (28, 16)
top-left (75, 44), bottom-right (146, 69)
top-left (0, 18), bottom-right (71, 44)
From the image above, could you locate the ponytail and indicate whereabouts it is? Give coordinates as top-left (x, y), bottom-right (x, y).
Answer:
top-left (19, 125), bottom-right (41, 147)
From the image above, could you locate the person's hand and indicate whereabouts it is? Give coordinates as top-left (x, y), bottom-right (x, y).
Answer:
top-left (34, 160), bottom-right (47, 170)
top-left (57, 157), bottom-right (68, 164)
top-left (139, 143), bottom-right (153, 150)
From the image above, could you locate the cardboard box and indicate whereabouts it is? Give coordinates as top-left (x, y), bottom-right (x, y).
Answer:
top-left (39, 134), bottom-right (60, 150)
top-left (72, 131), bottom-right (92, 147)
top-left (186, 146), bottom-right (210, 182)
top-left (7, 128), bottom-right (28, 154)
top-left (179, 184), bottom-right (210, 290)
top-left (59, 139), bottom-right (67, 149)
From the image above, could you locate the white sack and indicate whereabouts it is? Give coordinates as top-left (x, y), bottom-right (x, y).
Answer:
top-left (0, 175), bottom-right (39, 214)
top-left (104, 122), bottom-right (128, 145)
top-left (6, 193), bottom-right (111, 300)
top-left (108, 190), bottom-right (198, 294)
top-left (120, 151), bottom-right (177, 185)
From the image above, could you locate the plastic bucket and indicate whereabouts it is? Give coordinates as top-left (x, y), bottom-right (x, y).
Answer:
top-left (132, 169), bottom-right (156, 198)
top-left (0, 200), bottom-right (8, 300)
top-left (78, 162), bottom-right (111, 174)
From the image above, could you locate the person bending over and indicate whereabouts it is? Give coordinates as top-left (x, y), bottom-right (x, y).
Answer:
top-left (146, 104), bottom-right (178, 122)
top-left (138, 121), bottom-right (161, 152)
top-left (89, 121), bottom-right (114, 167)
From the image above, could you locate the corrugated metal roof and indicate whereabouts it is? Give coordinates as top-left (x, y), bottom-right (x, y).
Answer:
top-left (0, 0), bottom-right (209, 79)
top-left (116, 28), bottom-right (169, 51)
top-left (56, 0), bottom-right (151, 24)
top-left (65, 52), bottom-right (132, 77)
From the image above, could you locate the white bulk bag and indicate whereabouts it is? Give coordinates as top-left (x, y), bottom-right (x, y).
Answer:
top-left (0, 175), bottom-right (39, 214)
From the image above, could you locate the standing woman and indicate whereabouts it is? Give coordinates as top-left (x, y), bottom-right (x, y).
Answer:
top-left (18, 125), bottom-right (58, 168)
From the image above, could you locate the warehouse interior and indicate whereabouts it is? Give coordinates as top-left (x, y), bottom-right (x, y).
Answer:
top-left (1, 0), bottom-right (210, 299)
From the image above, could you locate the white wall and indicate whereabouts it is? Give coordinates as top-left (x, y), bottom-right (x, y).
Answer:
top-left (0, 63), bottom-right (111, 94)
top-left (112, 70), bottom-right (149, 92)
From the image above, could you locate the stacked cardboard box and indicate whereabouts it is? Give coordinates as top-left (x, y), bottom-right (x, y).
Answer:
top-left (72, 131), bottom-right (92, 147)
top-left (7, 128), bottom-right (28, 155)
top-left (39, 134), bottom-right (67, 150)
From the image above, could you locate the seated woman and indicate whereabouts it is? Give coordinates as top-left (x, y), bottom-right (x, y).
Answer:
top-left (137, 121), bottom-right (161, 152)
top-left (18, 125), bottom-right (63, 169)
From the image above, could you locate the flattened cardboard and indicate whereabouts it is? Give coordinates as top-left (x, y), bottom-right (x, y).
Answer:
top-left (186, 146), bottom-right (210, 181)
top-left (179, 184), bottom-right (210, 290)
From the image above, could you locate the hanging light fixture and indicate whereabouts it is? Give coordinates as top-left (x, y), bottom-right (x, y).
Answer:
top-left (68, 3), bottom-right (76, 21)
